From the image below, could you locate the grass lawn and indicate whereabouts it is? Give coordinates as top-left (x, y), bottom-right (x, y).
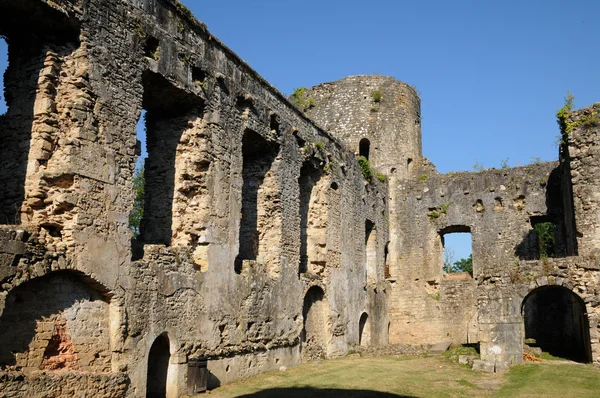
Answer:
top-left (203, 355), bottom-right (600, 398)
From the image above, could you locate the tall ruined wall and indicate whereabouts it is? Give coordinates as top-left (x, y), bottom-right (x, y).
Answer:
top-left (562, 103), bottom-right (600, 256)
top-left (0, 0), bottom-right (390, 396)
top-left (390, 164), bottom-right (556, 353)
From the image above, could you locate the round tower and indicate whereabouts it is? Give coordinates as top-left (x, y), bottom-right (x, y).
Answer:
top-left (304, 75), bottom-right (422, 180)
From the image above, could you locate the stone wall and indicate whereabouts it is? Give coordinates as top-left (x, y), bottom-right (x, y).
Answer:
top-left (1, 0), bottom-right (599, 395)
top-left (0, 0), bottom-right (390, 396)
top-left (0, 371), bottom-right (128, 398)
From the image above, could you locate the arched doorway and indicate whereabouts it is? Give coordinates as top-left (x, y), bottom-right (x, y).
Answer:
top-left (522, 286), bottom-right (591, 362)
top-left (359, 138), bottom-right (370, 160)
top-left (147, 334), bottom-right (171, 398)
top-left (301, 286), bottom-right (327, 360)
top-left (359, 312), bottom-right (370, 346)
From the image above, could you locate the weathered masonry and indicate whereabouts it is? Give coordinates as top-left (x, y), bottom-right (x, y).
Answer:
top-left (0, 0), bottom-right (599, 396)
top-left (303, 77), bottom-right (600, 368)
top-left (0, 1), bottom-right (389, 396)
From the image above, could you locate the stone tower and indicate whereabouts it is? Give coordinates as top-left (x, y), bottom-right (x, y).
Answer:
top-left (304, 75), bottom-right (422, 180)
top-left (304, 75), bottom-right (423, 307)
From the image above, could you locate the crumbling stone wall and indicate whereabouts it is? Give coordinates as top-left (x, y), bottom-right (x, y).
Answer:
top-left (0, 0), bottom-right (390, 396)
top-left (0, 272), bottom-right (111, 372)
top-left (1, 0), bottom-right (598, 395)
top-left (0, 371), bottom-right (128, 398)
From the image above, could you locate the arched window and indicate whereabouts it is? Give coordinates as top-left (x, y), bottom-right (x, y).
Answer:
top-left (365, 220), bottom-right (377, 284)
top-left (359, 138), bottom-right (370, 160)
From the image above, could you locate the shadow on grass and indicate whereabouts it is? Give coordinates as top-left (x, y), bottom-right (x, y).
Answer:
top-left (235, 388), bottom-right (414, 397)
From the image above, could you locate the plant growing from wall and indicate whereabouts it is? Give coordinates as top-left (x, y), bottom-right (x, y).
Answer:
top-left (132, 21), bottom-right (147, 39)
top-left (440, 202), bottom-right (452, 215)
top-left (371, 89), bottom-right (382, 103)
top-left (376, 172), bottom-right (387, 182)
top-left (175, 1), bottom-right (193, 19)
top-left (358, 156), bottom-right (373, 180)
top-left (530, 156), bottom-right (542, 165)
top-left (472, 160), bottom-right (484, 172)
top-left (500, 158), bottom-right (509, 169)
top-left (290, 87), bottom-right (315, 112)
top-left (556, 91), bottom-right (575, 133)
top-left (314, 141), bottom-right (325, 152)
top-left (535, 221), bottom-right (556, 259)
top-left (129, 162), bottom-right (145, 237)
top-left (427, 209), bottom-right (441, 219)
top-left (556, 92), bottom-right (599, 141)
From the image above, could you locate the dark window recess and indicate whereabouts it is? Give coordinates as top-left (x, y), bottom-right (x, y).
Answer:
top-left (134, 72), bottom-right (204, 257)
top-left (359, 138), bottom-right (370, 160)
top-left (235, 130), bottom-right (279, 273)
top-left (516, 216), bottom-right (564, 260)
top-left (191, 66), bottom-right (206, 86)
top-left (144, 36), bottom-right (160, 60)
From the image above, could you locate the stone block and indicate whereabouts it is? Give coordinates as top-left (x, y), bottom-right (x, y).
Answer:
top-left (472, 360), bottom-right (495, 373)
top-left (494, 362), bottom-right (510, 373)
top-left (458, 355), bottom-right (477, 365)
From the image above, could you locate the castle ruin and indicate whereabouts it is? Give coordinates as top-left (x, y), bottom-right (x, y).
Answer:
top-left (1, 0), bottom-right (599, 397)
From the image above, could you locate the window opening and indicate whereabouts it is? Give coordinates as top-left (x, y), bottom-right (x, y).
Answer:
top-left (440, 226), bottom-right (472, 277)
top-left (235, 130), bottom-right (281, 275)
top-left (129, 110), bottom-right (146, 241)
top-left (384, 241), bottom-right (390, 279)
top-left (365, 220), bottom-right (377, 283)
top-left (359, 138), bottom-right (370, 160)
top-left (299, 163), bottom-right (327, 275)
top-left (532, 216), bottom-right (557, 259)
top-left (0, 37), bottom-right (7, 113)
top-left (144, 36), bottom-right (160, 61)
top-left (135, 71), bottom-right (203, 253)
top-left (516, 216), bottom-right (562, 260)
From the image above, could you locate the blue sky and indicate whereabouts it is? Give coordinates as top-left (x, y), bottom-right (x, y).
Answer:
top-left (1, 1), bottom-right (598, 261)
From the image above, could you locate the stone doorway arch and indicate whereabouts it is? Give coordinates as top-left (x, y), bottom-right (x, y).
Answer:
top-left (359, 312), bottom-right (370, 346)
top-left (301, 286), bottom-right (327, 360)
top-left (522, 285), bottom-right (591, 363)
top-left (147, 333), bottom-right (171, 398)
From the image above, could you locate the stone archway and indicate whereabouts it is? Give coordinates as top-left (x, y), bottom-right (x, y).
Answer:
top-left (147, 333), bottom-right (171, 398)
top-left (301, 286), bottom-right (327, 360)
top-left (522, 285), bottom-right (591, 362)
top-left (0, 270), bottom-right (112, 372)
top-left (359, 312), bottom-right (370, 346)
